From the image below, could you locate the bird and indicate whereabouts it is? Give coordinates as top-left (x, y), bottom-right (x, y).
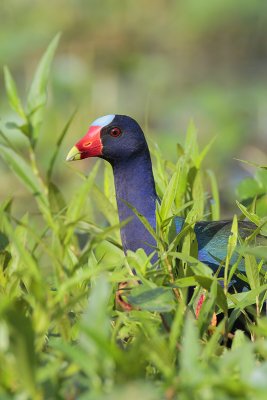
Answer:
top-left (66, 114), bottom-right (265, 298)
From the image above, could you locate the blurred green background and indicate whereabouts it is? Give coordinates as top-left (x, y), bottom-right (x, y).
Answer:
top-left (1, 0), bottom-right (267, 216)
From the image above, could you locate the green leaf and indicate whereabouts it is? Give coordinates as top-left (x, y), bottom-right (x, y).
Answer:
top-left (227, 284), bottom-right (267, 309)
top-left (240, 245), bottom-right (267, 260)
top-left (3, 215), bottom-right (40, 280)
top-left (126, 248), bottom-right (153, 276)
top-left (236, 177), bottom-right (263, 201)
top-left (173, 276), bottom-right (199, 288)
top-left (94, 239), bottom-right (124, 267)
top-left (159, 170), bottom-right (179, 221)
top-left (197, 279), bottom-right (217, 334)
top-left (232, 329), bottom-right (247, 349)
top-left (0, 128), bottom-right (19, 151)
top-left (27, 33), bottom-right (60, 143)
top-left (185, 120), bottom-right (199, 165)
top-left (169, 252), bottom-right (213, 277)
top-left (224, 215), bottom-right (238, 290)
top-left (236, 201), bottom-right (260, 226)
top-left (3, 66), bottom-right (26, 120)
top-left (160, 159), bottom-right (187, 221)
top-left (126, 286), bottom-right (176, 312)
top-left (244, 254), bottom-right (260, 290)
top-left (48, 181), bottom-right (66, 214)
top-left (197, 136), bottom-right (216, 168)
top-left (47, 108), bottom-right (76, 180)
top-left (93, 185), bottom-right (119, 226)
top-left (206, 169), bottom-right (220, 220)
top-left (103, 162), bottom-right (116, 207)
top-left (66, 161), bottom-right (100, 222)
top-left (122, 199), bottom-right (158, 242)
top-left (27, 34), bottom-right (60, 111)
top-left (256, 169), bottom-right (267, 191)
top-left (192, 170), bottom-right (204, 218)
top-left (64, 161), bottom-right (100, 244)
top-left (88, 218), bottom-right (129, 249)
top-left (234, 158), bottom-right (267, 170)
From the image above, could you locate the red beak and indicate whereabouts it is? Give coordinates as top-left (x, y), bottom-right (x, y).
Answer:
top-left (66, 126), bottom-right (103, 161)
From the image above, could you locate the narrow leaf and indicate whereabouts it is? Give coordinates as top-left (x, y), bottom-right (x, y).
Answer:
top-left (3, 66), bottom-right (26, 120)
top-left (197, 136), bottom-right (216, 168)
top-left (236, 201), bottom-right (260, 226)
top-left (27, 33), bottom-right (60, 143)
top-left (64, 161), bottom-right (100, 245)
top-left (27, 33), bottom-right (60, 112)
top-left (93, 185), bottom-right (119, 226)
top-left (47, 108), bottom-right (77, 180)
top-left (224, 215), bottom-right (238, 290)
top-left (244, 254), bottom-right (260, 290)
top-left (206, 169), bottom-right (220, 220)
top-left (185, 120), bottom-right (199, 164)
top-left (122, 199), bottom-right (158, 242)
top-left (234, 158), bottom-right (267, 170)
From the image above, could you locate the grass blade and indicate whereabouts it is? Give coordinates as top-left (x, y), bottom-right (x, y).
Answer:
top-left (206, 169), bottom-right (220, 220)
top-left (224, 215), bottom-right (238, 292)
top-left (236, 201), bottom-right (260, 226)
top-left (47, 108), bottom-right (77, 180)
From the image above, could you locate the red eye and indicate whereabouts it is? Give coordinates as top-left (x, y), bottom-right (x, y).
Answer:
top-left (110, 127), bottom-right (122, 137)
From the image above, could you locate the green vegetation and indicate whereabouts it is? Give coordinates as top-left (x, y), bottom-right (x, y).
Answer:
top-left (2, 0), bottom-right (267, 216)
top-left (1, 36), bottom-right (267, 399)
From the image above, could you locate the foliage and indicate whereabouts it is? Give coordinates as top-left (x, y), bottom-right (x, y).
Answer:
top-left (1, 0), bottom-right (267, 202)
top-left (1, 37), bottom-right (267, 400)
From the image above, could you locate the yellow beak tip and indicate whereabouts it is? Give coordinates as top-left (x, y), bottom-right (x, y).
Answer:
top-left (66, 146), bottom-right (81, 162)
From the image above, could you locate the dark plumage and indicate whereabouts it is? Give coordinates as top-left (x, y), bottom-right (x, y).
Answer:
top-left (67, 114), bottom-right (265, 291)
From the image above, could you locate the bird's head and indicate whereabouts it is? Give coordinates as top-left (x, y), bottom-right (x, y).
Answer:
top-left (66, 114), bottom-right (147, 164)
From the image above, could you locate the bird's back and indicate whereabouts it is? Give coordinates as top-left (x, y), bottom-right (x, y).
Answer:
top-left (174, 216), bottom-right (266, 290)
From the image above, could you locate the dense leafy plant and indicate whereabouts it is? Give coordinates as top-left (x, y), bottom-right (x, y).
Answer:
top-left (1, 36), bottom-right (267, 400)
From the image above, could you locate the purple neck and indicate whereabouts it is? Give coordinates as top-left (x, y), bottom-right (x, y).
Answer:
top-left (112, 149), bottom-right (157, 256)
